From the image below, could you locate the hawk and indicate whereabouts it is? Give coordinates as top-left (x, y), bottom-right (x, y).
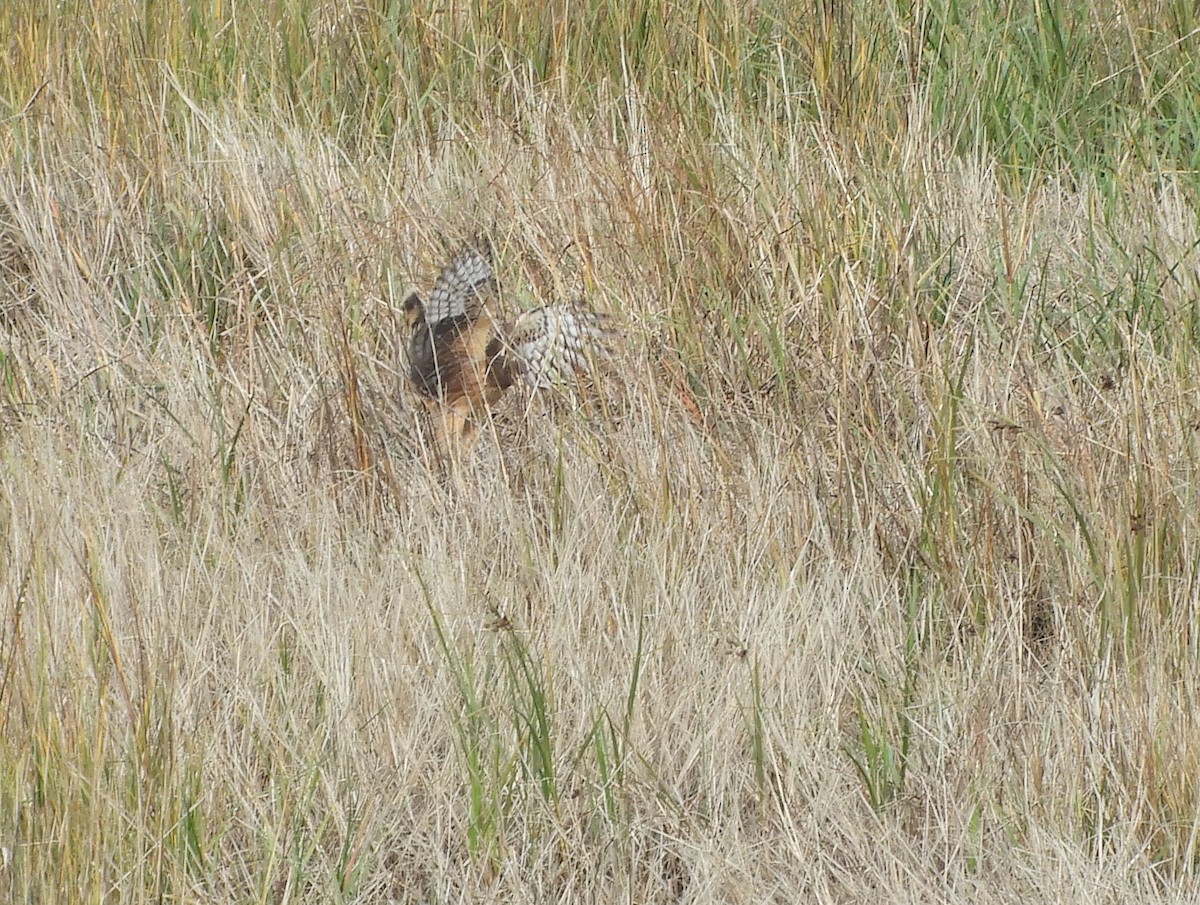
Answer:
top-left (403, 241), bottom-right (611, 455)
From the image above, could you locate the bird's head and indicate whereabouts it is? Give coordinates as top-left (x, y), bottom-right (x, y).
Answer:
top-left (402, 291), bottom-right (425, 328)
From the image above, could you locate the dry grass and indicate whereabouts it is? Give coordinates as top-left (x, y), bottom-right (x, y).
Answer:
top-left (4, 1), bottom-right (1200, 902)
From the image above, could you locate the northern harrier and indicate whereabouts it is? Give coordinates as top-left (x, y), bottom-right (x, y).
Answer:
top-left (403, 241), bottom-right (611, 455)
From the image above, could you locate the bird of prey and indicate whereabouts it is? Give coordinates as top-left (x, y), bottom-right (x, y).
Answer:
top-left (403, 241), bottom-right (610, 456)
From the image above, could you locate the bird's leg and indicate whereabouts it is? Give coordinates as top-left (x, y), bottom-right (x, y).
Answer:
top-left (427, 402), bottom-right (467, 461)
top-left (459, 417), bottom-right (481, 455)
top-left (432, 392), bottom-right (493, 462)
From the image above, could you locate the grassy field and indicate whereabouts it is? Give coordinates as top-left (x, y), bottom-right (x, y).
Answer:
top-left (4, 0), bottom-right (1200, 901)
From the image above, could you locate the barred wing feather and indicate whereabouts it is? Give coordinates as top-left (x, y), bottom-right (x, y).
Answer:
top-left (509, 304), bottom-right (612, 389)
top-left (423, 244), bottom-right (496, 326)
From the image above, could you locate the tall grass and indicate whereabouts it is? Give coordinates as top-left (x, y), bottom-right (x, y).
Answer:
top-left (3, 0), bottom-right (1200, 901)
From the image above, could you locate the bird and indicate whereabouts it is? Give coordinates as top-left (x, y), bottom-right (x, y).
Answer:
top-left (403, 240), bottom-right (611, 456)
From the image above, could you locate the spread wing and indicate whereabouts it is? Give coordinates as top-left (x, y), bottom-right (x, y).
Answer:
top-left (423, 243), bottom-right (496, 326)
top-left (406, 243), bottom-right (499, 399)
top-left (506, 303), bottom-right (613, 389)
